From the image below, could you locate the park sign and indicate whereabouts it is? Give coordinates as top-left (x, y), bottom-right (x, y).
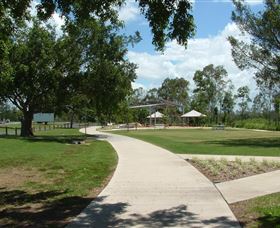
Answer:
top-left (33, 113), bottom-right (54, 124)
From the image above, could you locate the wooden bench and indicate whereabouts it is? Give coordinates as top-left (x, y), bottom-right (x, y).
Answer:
top-left (212, 125), bottom-right (225, 130)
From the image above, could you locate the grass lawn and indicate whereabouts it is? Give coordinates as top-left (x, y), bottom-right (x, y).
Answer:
top-left (231, 192), bottom-right (280, 228)
top-left (113, 128), bottom-right (280, 156)
top-left (0, 128), bottom-right (117, 227)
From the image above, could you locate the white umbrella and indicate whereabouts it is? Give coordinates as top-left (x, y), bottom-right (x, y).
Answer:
top-left (181, 110), bottom-right (206, 118)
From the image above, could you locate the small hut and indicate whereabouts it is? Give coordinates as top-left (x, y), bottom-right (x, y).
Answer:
top-left (181, 110), bottom-right (206, 126)
top-left (147, 111), bottom-right (164, 126)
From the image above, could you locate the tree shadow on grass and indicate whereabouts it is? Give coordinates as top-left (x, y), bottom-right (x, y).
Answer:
top-left (257, 214), bottom-right (280, 228)
top-left (0, 188), bottom-right (93, 227)
top-left (206, 137), bottom-right (280, 149)
top-left (0, 134), bottom-right (92, 144)
top-left (69, 196), bottom-right (240, 227)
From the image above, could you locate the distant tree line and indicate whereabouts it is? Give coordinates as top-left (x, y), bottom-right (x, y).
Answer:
top-left (126, 62), bottom-right (279, 130)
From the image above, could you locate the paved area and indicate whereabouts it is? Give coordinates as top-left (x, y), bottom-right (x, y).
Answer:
top-left (216, 170), bottom-right (280, 204)
top-left (68, 127), bottom-right (239, 227)
top-left (179, 154), bottom-right (280, 162)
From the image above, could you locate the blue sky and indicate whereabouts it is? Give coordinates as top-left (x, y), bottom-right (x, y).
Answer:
top-left (117, 0), bottom-right (264, 96)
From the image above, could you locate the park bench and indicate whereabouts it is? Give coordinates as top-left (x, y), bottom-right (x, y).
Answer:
top-left (212, 124), bottom-right (225, 130)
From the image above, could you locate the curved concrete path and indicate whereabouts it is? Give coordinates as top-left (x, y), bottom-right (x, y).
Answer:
top-left (68, 127), bottom-right (239, 227)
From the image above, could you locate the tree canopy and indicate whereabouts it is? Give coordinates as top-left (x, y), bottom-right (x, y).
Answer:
top-left (192, 64), bottom-right (229, 114)
top-left (158, 77), bottom-right (189, 107)
top-left (229, 0), bottom-right (280, 91)
top-left (1, 0), bottom-right (195, 51)
top-left (235, 86), bottom-right (251, 117)
top-left (0, 20), bottom-right (61, 136)
top-left (0, 16), bottom-right (138, 136)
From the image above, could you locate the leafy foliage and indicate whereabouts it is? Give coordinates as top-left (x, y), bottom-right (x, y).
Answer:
top-left (229, 0), bottom-right (280, 93)
top-left (0, 20), bottom-right (61, 136)
top-left (1, 0), bottom-right (195, 51)
top-left (158, 77), bottom-right (189, 107)
top-left (235, 86), bottom-right (251, 117)
top-left (65, 19), bottom-right (138, 118)
top-left (192, 64), bottom-right (230, 122)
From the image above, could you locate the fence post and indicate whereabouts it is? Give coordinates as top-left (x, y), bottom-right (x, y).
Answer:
top-left (5, 127), bottom-right (8, 136)
top-left (15, 128), bottom-right (18, 136)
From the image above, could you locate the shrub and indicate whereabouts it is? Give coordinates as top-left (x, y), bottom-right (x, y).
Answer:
top-left (234, 118), bottom-right (279, 131)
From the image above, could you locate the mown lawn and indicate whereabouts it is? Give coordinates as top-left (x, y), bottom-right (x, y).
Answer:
top-left (231, 192), bottom-right (280, 228)
top-left (0, 128), bottom-right (117, 227)
top-left (113, 128), bottom-right (280, 156)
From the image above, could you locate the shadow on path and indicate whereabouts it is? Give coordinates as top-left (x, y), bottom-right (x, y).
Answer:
top-left (70, 196), bottom-right (239, 227)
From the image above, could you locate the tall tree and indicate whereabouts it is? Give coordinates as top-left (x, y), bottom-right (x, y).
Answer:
top-left (158, 77), bottom-right (189, 108)
top-left (229, 0), bottom-right (280, 91)
top-left (158, 77), bottom-right (189, 124)
top-left (235, 86), bottom-right (252, 118)
top-left (144, 88), bottom-right (159, 104)
top-left (65, 19), bottom-right (138, 121)
top-left (221, 90), bottom-right (235, 124)
top-left (129, 87), bottom-right (146, 106)
top-left (274, 93), bottom-right (280, 128)
top-left (192, 64), bottom-right (229, 122)
top-left (1, 0), bottom-right (195, 51)
top-left (0, 20), bottom-right (62, 136)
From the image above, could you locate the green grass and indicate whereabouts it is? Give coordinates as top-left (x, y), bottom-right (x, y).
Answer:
top-left (0, 128), bottom-right (117, 226)
top-left (113, 128), bottom-right (280, 156)
top-left (232, 192), bottom-right (280, 227)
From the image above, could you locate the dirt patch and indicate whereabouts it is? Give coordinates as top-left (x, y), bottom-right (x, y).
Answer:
top-left (230, 200), bottom-right (259, 227)
top-left (188, 158), bottom-right (280, 183)
top-left (229, 193), bottom-right (280, 228)
top-left (0, 173), bottom-right (115, 228)
top-left (0, 168), bottom-right (44, 189)
top-left (0, 162), bottom-right (117, 227)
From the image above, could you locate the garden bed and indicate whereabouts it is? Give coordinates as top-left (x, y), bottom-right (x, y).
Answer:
top-left (189, 158), bottom-right (280, 183)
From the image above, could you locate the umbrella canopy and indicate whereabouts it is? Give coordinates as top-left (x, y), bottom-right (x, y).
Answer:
top-left (147, 111), bottom-right (164, 118)
top-left (181, 110), bottom-right (206, 118)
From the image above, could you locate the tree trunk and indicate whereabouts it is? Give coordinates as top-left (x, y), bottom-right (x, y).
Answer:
top-left (70, 112), bottom-right (74, 129)
top-left (20, 111), bottom-right (34, 137)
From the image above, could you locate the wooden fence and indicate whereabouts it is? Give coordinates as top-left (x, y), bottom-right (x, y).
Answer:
top-left (0, 122), bottom-right (72, 136)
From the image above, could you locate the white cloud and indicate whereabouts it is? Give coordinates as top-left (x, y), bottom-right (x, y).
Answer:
top-left (118, 0), bottom-right (140, 23)
top-left (128, 22), bottom-right (257, 97)
top-left (245, 0), bottom-right (264, 5)
top-left (29, 0), bottom-right (65, 37)
top-left (212, 0), bottom-right (263, 5)
top-left (132, 82), bottom-right (146, 89)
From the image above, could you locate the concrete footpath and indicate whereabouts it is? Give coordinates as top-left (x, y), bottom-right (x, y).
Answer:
top-left (216, 170), bottom-right (280, 204)
top-left (68, 127), bottom-right (239, 227)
